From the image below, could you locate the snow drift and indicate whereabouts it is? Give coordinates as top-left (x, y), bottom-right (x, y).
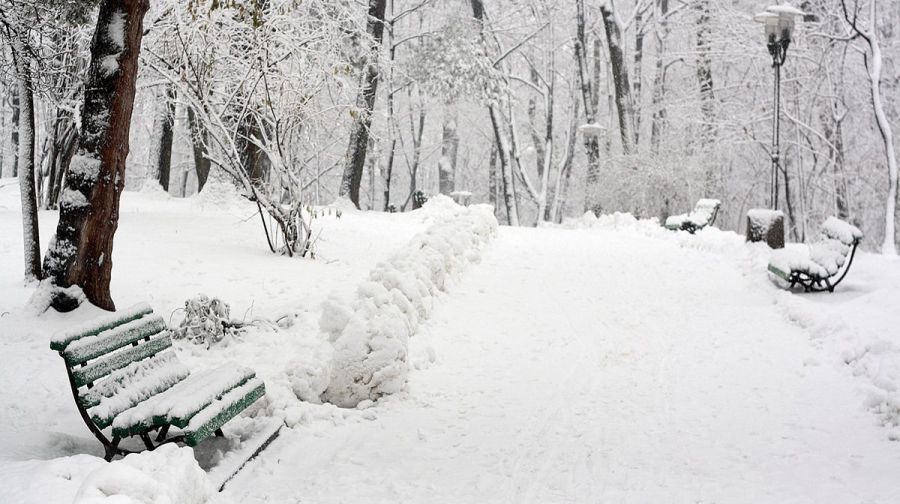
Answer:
top-left (73, 444), bottom-right (213, 504)
top-left (315, 196), bottom-right (497, 407)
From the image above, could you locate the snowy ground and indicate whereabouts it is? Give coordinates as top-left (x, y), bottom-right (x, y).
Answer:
top-left (2, 182), bottom-right (900, 503)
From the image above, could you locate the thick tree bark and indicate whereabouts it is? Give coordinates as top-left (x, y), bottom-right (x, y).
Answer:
top-left (338, 0), bottom-right (387, 208)
top-left (10, 38), bottom-right (41, 282)
top-left (599, 3), bottom-right (634, 155)
top-left (187, 106), bottom-right (210, 192)
top-left (43, 0), bottom-right (149, 310)
top-left (149, 84), bottom-right (175, 191)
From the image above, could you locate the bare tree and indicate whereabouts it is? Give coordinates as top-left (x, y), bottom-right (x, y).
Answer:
top-left (842, 0), bottom-right (898, 254)
top-left (339, 0), bottom-right (388, 208)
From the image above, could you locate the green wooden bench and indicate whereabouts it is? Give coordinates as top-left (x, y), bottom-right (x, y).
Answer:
top-left (767, 217), bottom-right (863, 293)
top-left (665, 199), bottom-right (722, 234)
top-left (51, 303), bottom-right (268, 461)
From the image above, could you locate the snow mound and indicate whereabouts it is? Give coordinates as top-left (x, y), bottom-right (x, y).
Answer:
top-left (73, 444), bottom-right (213, 504)
top-left (319, 200), bottom-right (498, 407)
top-left (191, 180), bottom-right (248, 211)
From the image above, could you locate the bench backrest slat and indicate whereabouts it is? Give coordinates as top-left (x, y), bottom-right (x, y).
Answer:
top-left (62, 315), bottom-right (166, 365)
top-left (51, 303), bottom-right (154, 352)
top-left (72, 334), bottom-right (174, 388)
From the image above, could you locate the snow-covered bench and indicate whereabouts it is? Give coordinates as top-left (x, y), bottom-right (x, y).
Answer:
top-left (767, 217), bottom-right (863, 292)
top-left (665, 199), bottom-right (721, 234)
top-left (51, 303), bottom-right (267, 461)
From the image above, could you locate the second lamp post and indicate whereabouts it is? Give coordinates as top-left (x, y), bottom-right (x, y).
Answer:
top-left (754, 3), bottom-right (804, 211)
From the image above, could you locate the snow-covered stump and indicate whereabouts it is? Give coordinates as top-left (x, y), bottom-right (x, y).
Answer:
top-left (318, 197), bottom-right (498, 408)
top-left (747, 209), bottom-right (784, 249)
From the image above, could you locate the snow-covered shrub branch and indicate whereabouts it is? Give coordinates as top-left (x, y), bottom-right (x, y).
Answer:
top-left (307, 196), bottom-right (498, 407)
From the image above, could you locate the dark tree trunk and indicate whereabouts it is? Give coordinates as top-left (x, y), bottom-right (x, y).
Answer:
top-left (633, 10), bottom-right (645, 147)
top-left (439, 102), bottom-right (458, 195)
top-left (575, 0), bottom-right (603, 214)
top-left (43, 0), bottom-right (149, 311)
top-left (11, 39), bottom-right (41, 281)
top-left (10, 81), bottom-right (19, 178)
top-left (239, 120), bottom-right (270, 184)
top-left (600, 3), bottom-right (634, 154)
top-left (338, 0), bottom-right (387, 208)
top-left (471, 0), bottom-right (519, 225)
top-left (650, 0), bottom-right (670, 154)
top-left (149, 84), bottom-right (175, 191)
top-left (187, 106), bottom-right (210, 192)
top-left (696, 0), bottom-right (716, 188)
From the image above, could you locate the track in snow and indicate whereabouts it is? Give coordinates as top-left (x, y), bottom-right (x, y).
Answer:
top-left (227, 226), bottom-right (900, 503)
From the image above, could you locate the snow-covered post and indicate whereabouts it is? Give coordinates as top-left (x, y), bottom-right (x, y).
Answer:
top-left (43, 0), bottom-right (149, 310)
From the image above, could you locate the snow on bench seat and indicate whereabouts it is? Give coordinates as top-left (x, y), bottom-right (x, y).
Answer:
top-left (72, 333), bottom-right (174, 388)
top-left (51, 303), bottom-right (153, 351)
top-left (183, 377), bottom-right (266, 446)
top-left (821, 216), bottom-right (862, 246)
top-left (665, 199), bottom-right (721, 231)
top-left (61, 315), bottom-right (167, 365)
top-left (82, 350), bottom-right (192, 428)
top-left (111, 364), bottom-right (257, 437)
top-left (768, 246), bottom-right (829, 280)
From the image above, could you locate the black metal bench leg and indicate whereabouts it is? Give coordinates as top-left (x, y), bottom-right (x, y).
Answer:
top-left (105, 437), bottom-right (121, 462)
top-left (155, 425), bottom-right (170, 442)
top-left (140, 432), bottom-right (155, 450)
top-left (215, 428), bottom-right (224, 437)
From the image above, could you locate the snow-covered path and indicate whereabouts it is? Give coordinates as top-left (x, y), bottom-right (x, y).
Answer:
top-left (230, 226), bottom-right (900, 503)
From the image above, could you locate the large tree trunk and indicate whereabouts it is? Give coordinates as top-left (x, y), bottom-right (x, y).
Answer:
top-left (11, 38), bottom-right (41, 282)
top-left (148, 84), bottom-right (175, 191)
top-left (599, 3), bottom-right (634, 155)
top-left (187, 106), bottom-right (210, 193)
top-left (43, 0), bottom-right (149, 310)
top-left (338, 0), bottom-right (387, 208)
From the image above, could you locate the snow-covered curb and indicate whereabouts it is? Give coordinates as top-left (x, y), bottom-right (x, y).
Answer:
top-left (300, 196), bottom-right (498, 408)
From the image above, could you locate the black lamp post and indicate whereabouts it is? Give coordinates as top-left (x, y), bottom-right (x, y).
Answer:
top-left (754, 4), bottom-right (804, 211)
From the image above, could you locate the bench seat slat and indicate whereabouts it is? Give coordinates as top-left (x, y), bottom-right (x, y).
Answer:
top-left (62, 316), bottom-right (166, 365)
top-left (111, 365), bottom-right (256, 437)
top-left (83, 350), bottom-right (191, 428)
top-left (184, 378), bottom-right (266, 446)
top-left (73, 335), bottom-right (174, 388)
top-left (51, 303), bottom-right (153, 351)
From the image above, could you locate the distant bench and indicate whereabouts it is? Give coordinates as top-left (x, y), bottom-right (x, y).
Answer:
top-left (767, 217), bottom-right (863, 293)
top-left (51, 303), bottom-right (267, 461)
top-left (665, 199), bottom-right (721, 234)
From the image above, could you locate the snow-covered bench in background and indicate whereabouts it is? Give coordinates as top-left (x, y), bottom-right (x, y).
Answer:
top-left (767, 217), bottom-right (863, 293)
top-left (665, 199), bottom-right (721, 234)
top-left (50, 303), bottom-right (275, 463)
